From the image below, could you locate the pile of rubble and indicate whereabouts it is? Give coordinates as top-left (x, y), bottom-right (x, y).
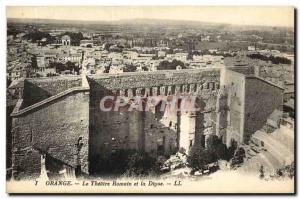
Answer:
top-left (160, 152), bottom-right (225, 177)
top-left (161, 152), bottom-right (188, 172)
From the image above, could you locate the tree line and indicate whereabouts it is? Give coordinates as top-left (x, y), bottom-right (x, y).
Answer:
top-left (247, 53), bottom-right (291, 64)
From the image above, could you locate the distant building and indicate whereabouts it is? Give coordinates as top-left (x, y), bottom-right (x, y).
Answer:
top-left (57, 53), bottom-right (82, 63)
top-left (36, 55), bottom-right (45, 71)
top-left (284, 81), bottom-right (294, 102)
top-left (61, 35), bottom-right (71, 46)
top-left (109, 65), bottom-right (124, 74)
top-left (173, 52), bottom-right (188, 62)
top-left (80, 40), bottom-right (93, 47)
top-left (158, 51), bottom-right (166, 58)
top-left (283, 99), bottom-right (294, 118)
top-left (209, 49), bottom-right (218, 54)
top-left (248, 46), bottom-right (256, 51)
top-left (83, 32), bottom-right (93, 39)
top-left (201, 35), bottom-right (210, 41)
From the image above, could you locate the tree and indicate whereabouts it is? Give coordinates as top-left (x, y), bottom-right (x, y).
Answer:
top-left (123, 151), bottom-right (159, 177)
top-left (66, 61), bottom-right (74, 69)
top-left (123, 64), bottom-right (137, 72)
top-left (92, 149), bottom-right (159, 177)
top-left (7, 78), bottom-right (12, 88)
top-left (31, 55), bottom-right (38, 70)
top-left (283, 162), bottom-right (294, 179)
top-left (46, 73), bottom-right (58, 77)
top-left (215, 143), bottom-right (229, 161)
top-left (188, 145), bottom-right (214, 173)
top-left (157, 59), bottom-right (186, 70)
top-left (142, 66), bottom-right (149, 71)
top-left (7, 27), bottom-right (22, 37)
top-left (247, 53), bottom-right (291, 65)
top-left (259, 165), bottom-right (265, 179)
top-left (228, 139), bottom-right (238, 159)
top-left (103, 43), bottom-right (113, 51)
top-left (230, 147), bottom-right (246, 168)
top-left (49, 62), bottom-right (66, 73)
top-left (206, 135), bottom-right (230, 161)
top-left (104, 65), bottom-right (110, 73)
top-left (23, 31), bottom-right (55, 44)
top-left (187, 52), bottom-right (193, 60)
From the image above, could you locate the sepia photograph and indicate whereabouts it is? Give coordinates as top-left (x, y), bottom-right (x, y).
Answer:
top-left (5, 6), bottom-right (295, 194)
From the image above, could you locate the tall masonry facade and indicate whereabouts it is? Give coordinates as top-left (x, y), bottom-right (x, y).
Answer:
top-left (10, 66), bottom-right (283, 179)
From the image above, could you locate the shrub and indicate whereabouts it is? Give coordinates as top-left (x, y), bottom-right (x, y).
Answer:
top-left (123, 151), bottom-right (160, 177)
top-left (187, 145), bottom-right (215, 171)
top-left (230, 147), bottom-right (246, 168)
top-left (94, 149), bottom-right (160, 177)
top-left (157, 59), bottom-right (186, 70)
top-left (283, 162), bottom-right (294, 179)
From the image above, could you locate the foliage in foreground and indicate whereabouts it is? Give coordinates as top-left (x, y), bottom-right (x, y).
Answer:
top-left (94, 149), bottom-right (161, 177)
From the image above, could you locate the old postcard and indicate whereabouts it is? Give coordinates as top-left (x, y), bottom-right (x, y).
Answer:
top-left (6, 6), bottom-right (295, 194)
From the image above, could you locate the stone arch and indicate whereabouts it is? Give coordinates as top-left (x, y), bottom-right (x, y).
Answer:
top-left (152, 87), bottom-right (158, 96)
top-left (189, 84), bottom-right (196, 93)
top-left (119, 89), bottom-right (125, 97)
top-left (182, 85), bottom-right (187, 93)
top-left (135, 88), bottom-right (142, 97)
top-left (167, 86), bottom-right (174, 96)
top-left (159, 86), bottom-right (166, 96)
top-left (140, 88), bottom-right (146, 97)
top-left (175, 85), bottom-right (181, 95)
top-left (144, 88), bottom-right (151, 97)
top-left (127, 89), bottom-right (133, 98)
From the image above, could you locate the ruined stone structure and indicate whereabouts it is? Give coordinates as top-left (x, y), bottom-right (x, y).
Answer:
top-left (10, 67), bottom-right (283, 179)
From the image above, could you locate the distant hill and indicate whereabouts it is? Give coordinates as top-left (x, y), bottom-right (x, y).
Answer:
top-left (7, 17), bottom-right (227, 26)
top-left (7, 17), bottom-right (293, 32)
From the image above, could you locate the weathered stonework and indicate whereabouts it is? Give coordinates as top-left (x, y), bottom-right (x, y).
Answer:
top-left (220, 69), bottom-right (284, 146)
top-left (22, 76), bottom-right (82, 108)
top-left (87, 69), bottom-right (221, 173)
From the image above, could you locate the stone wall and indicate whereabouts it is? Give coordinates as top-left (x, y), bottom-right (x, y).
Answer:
top-left (88, 69), bottom-right (220, 91)
top-left (11, 68), bottom-right (276, 178)
top-left (220, 69), bottom-right (246, 146)
top-left (227, 65), bottom-right (255, 75)
top-left (22, 76), bottom-right (82, 108)
top-left (87, 69), bottom-right (221, 173)
top-left (10, 67), bottom-right (286, 178)
top-left (221, 68), bottom-right (284, 146)
top-left (215, 91), bottom-right (229, 141)
top-left (244, 77), bottom-right (283, 143)
top-left (11, 90), bottom-right (89, 179)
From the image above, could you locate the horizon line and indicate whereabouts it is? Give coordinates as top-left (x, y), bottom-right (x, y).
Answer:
top-left (7, 17), bottom-right (294, 28)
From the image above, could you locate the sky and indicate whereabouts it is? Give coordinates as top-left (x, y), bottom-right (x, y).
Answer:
top-left (6, 6), bottom-right (294, 27)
